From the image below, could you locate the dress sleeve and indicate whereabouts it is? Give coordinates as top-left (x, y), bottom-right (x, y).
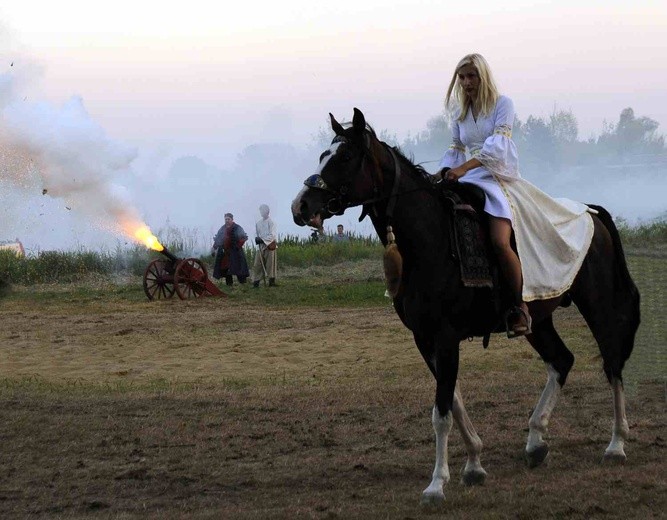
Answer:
top-left (438, 118), bottom-right (466, 171)
top-left (478, 96), bottom-right (520, 180)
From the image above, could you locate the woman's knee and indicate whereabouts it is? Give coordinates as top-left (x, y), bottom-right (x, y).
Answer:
top-left (490, 232), bottom-right (511, 254)
top-left (489, 218), bottom-right (513, 254)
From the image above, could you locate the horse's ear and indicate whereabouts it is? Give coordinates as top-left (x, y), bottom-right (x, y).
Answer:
top-left (329, 113), bottom-right (345, 136)
top-left (352, 108), bottom-right (366, 134)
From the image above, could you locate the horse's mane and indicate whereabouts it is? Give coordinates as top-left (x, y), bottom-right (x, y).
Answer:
top-left (367, 125), bottom-right (434, 190)
top-left (336, 121), bottom-right (436, 191)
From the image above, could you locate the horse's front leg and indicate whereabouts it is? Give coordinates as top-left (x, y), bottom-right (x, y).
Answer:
top-left (421, 335), bottom-right (459, 506)
top-left (525, 318), bottom-right (574, 468)
top-left (525, 363), bottom-right (561, 467)
top-left (453, 384), bottom-right (487, 485)
top-left (421, 404), bottom-right (453, 505)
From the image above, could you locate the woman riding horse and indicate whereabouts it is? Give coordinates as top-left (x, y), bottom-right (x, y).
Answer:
top-left (436, 53), bottom-right (595, 338)
top-left (291, 58), bottom-right (640, 506)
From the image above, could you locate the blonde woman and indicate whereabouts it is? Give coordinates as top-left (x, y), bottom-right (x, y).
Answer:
top-left (437, 53), bottom-right (595, 338)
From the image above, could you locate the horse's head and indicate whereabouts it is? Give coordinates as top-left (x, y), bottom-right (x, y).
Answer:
top-left (291, 108), bottom-right (382, 228)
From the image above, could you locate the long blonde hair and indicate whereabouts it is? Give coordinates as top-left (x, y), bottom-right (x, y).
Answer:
top-left (445, 53), bottom-right (499, 122)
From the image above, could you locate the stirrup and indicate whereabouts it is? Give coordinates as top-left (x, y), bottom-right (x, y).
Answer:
top-left (505, 306), bottom-right (532, 339)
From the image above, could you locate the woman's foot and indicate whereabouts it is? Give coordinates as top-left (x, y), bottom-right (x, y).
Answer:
top-left (506, 305), bottom-right (532, 338)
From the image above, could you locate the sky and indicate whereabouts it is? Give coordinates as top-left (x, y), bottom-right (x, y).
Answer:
top-left (1, 0), bottom-right (666, 251)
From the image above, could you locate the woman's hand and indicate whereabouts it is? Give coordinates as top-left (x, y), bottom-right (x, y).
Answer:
top-left (444, 166), bottom-right (466, 181)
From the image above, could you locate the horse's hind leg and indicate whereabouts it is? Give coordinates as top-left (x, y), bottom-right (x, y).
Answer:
top-left (571, 210), bottom-right (640, 462)
top-left (573, 295), bottom-right (635, 463)
top-left (603, 378), bottom-right (629, 463)
top-left (452, 384), bottom-right (487, 486)
top-left (524, 316), bottom-right (575, 468)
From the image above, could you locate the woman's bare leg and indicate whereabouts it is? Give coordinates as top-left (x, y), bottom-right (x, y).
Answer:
top-left (489, 217), bottom-right (530, 332)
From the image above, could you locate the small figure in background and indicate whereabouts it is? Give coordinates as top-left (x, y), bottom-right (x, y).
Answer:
top-left (310, 226), bottom-right (325, 243)
top-left (211, 213), bottom-right (249, 286)
top-left (252, 204), bottom-right (278, 287)
top-left (332, 224), bottom-right (349, 243)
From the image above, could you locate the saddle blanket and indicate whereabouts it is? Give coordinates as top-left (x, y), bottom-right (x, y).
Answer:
top-left (451, 204), bottom-right (494, 288)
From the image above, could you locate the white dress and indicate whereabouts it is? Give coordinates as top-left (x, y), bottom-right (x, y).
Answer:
top-left (438, 95), bottom-right (595, 302)
top-left (439, 95), bottom-right (517, 220)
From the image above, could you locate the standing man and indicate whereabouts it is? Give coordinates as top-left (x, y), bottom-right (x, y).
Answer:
top-left (252, 204), bottom-right (278, 287)
top-left (211, 213), bottom-right (249, 286)
top-left (332, 224), bottom-right (349, 243)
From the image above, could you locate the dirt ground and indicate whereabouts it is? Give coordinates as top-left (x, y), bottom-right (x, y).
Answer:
top-left (0, 289), bottom-right (665, 519)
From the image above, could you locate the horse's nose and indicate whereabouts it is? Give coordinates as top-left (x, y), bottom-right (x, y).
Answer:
top-left (291, 191), bottom-right (308, 226)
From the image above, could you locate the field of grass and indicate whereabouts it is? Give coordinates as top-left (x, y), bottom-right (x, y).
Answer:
top-left (1, 219), bottom-right (663, 286)
top-left (0, 247), bottom-right (664, 518)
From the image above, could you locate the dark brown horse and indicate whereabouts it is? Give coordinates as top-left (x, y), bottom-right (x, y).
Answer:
top-left (291, 108), bottom-right (640, 505)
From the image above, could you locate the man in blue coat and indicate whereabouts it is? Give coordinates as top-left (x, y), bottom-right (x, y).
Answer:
top-left (211, 213), bottom-right (249, 285)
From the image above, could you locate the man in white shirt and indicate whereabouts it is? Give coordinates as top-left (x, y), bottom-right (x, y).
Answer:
top-left (332, 224), bottom-right (349, 243)
top-left (252, 204), bottom-right (278, 287)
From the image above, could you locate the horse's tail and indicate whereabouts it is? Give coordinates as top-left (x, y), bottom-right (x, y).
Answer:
top-left (588, 204), bottom-right (641, 364)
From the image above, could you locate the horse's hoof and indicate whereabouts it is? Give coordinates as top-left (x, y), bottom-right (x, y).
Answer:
top-left (602, 450), bottom-right (626, 465)
top-left (526, 443), bottom-right (549, 468)
top-left (420, 490), bottom-right (445, 507)
top-left (461, 468), bottom-right (487, 487)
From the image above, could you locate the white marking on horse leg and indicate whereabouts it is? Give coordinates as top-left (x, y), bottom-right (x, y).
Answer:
top-left (421, 405), bottom-right (452, 504)
top-left (452, 385), bottom-right (486, 485)
top-left (526, 364), bottom-right (561, 457)
top-left (604, 378), bottom-right (629, 462)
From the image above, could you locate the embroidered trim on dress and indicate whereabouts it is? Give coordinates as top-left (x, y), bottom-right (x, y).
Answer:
top-left (449, 143), bottom-right (465, 153)
top-left (493, 125), bottom-right (512, 138)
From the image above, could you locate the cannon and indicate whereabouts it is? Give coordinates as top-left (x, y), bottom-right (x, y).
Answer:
top-left (142, 246), bottom-right (225, 301)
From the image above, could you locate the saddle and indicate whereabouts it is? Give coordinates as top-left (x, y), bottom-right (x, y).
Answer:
top-left (441, 183), bottom-right (494, 289)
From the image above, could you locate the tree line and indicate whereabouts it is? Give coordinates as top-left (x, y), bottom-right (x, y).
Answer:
top-left (398, 107), bottom-right (665, 173)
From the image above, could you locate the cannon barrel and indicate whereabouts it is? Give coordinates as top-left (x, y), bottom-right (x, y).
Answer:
top-left (159, 246), bottom-right (179, 263)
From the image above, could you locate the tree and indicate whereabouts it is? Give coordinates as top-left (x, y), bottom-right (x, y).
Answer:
top-left (598, 107), bottom-right (665, 158)
top-left (400, 114), bottom-right (452, 170)
top-left (549, 108), bottom-right (578, 144)
top-left (520, 115), bottom-right (559, 171)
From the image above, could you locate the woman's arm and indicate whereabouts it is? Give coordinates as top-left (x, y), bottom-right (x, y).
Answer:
top-left (444, 158), bottom-right (482, 181)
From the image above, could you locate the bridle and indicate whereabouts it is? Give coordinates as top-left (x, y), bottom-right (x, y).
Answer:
top-left (302, 132), bottom-right (409, 224)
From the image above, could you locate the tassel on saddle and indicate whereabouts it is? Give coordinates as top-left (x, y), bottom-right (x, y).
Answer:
top-left (383, 225), bottom-right (403, 298)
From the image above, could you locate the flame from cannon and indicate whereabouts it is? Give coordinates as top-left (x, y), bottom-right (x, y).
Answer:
top-left (132, 224), bottom-right (164, 252)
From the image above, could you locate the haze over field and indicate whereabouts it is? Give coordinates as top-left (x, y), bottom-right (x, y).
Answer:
top-left (0, 1), bottom-right (665, 252)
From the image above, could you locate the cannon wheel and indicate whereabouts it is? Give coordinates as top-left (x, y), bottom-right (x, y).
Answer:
top-left (143, 259), bottom-right (176, 300)
top-left (174, 258), bottom-right (209, 300)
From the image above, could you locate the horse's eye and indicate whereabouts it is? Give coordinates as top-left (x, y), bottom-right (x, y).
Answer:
top-left (340, 152), bottom-right (352, 162)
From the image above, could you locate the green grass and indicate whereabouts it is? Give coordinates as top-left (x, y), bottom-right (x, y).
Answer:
top-left (259, 240), bottom-right (383, 268)
top-left (617, 217), bottom-right (667, 249)
top-left (2, 221), bottom-right (663, 286)
top-left (624, 255), bottom-right (666, 387)
top-left (2, 276), bottom-right (390, 309)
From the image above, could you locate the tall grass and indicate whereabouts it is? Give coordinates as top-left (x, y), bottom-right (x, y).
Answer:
top-left (0, 249), bottom-right (115, 285)
top-left (616, 217), bottom-right (667, 249)
top-left (245, 232), bottom-right (383, 268)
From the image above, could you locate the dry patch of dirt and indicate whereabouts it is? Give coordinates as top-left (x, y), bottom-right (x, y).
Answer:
top-left (0, 295), bottom-right (664, 518)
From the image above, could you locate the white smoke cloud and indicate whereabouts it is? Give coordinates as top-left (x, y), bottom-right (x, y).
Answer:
top-left (0, 68), bottom-right (157, 244)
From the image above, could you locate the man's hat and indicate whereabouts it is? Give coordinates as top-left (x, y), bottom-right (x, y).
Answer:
top-left (224, 212), bottom-right (233, 219)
